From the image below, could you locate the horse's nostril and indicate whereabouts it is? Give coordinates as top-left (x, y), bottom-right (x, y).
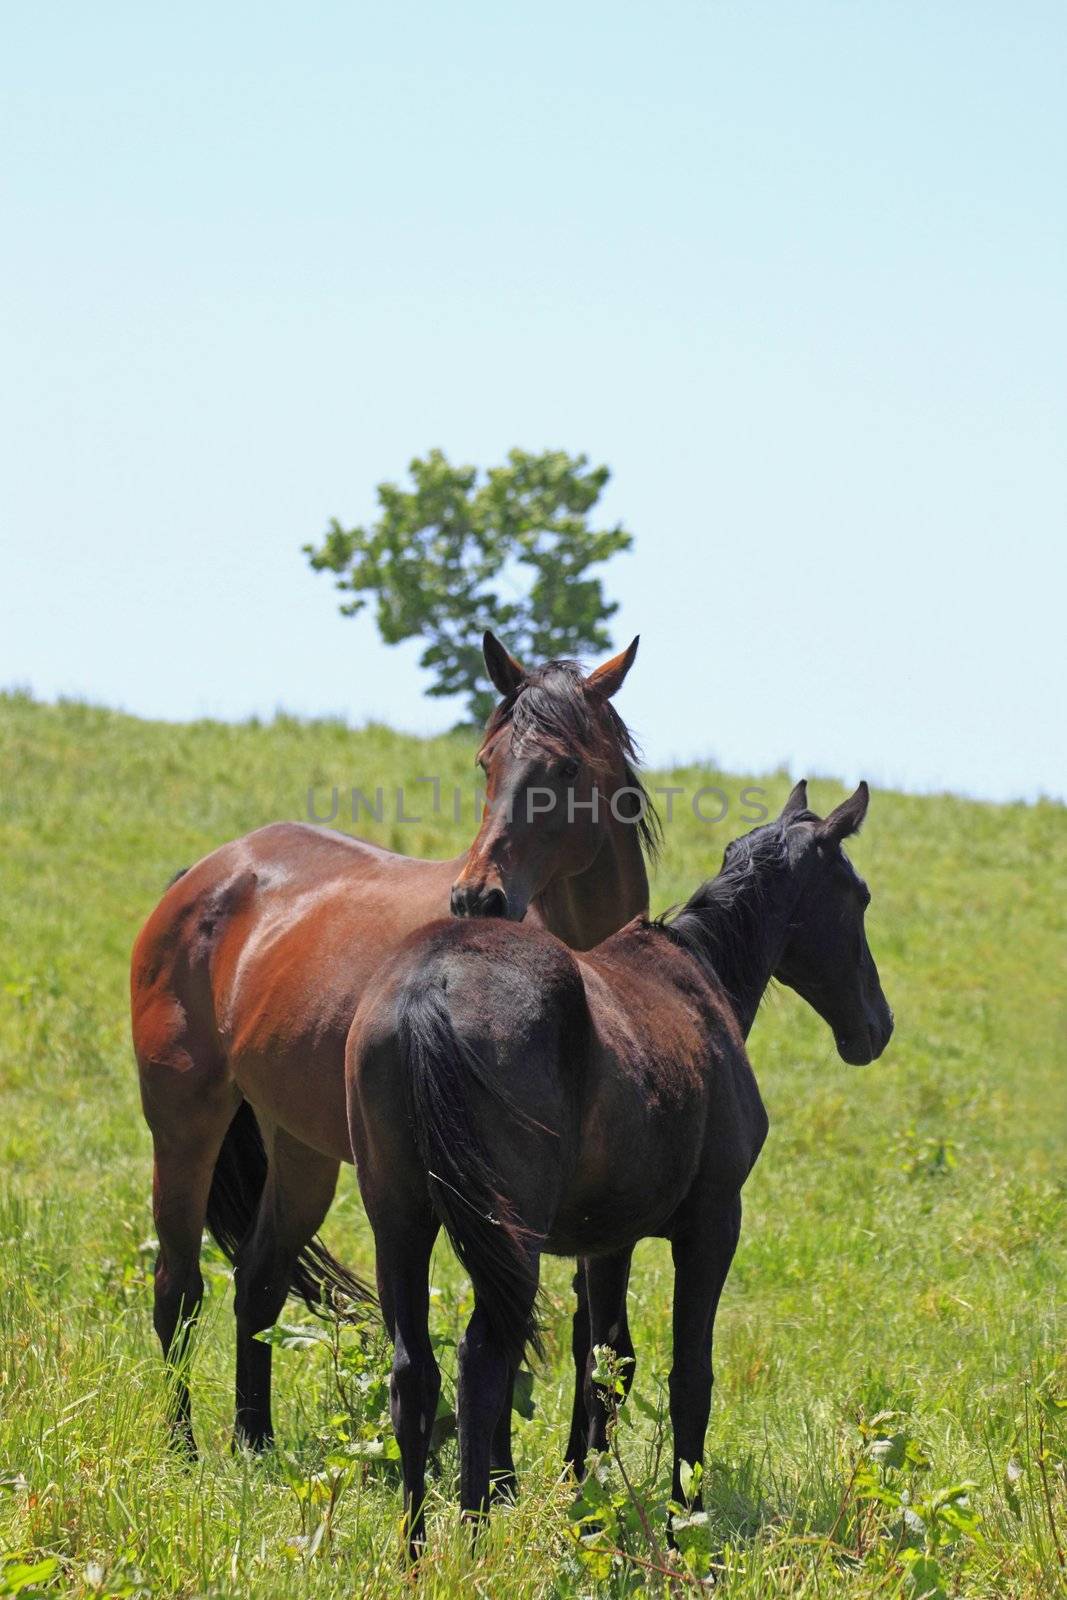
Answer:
top-left (450, 884), bottom-right (508, 919)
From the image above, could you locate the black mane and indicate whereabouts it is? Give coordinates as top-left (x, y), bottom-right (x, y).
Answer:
top-left (658, 814), bottom-right (815, 1015)
top-left (481, 659), bottom-right (661, 863)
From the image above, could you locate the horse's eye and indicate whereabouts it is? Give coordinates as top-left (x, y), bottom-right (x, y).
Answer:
top-left (560, 758), bottom-right (580, 781)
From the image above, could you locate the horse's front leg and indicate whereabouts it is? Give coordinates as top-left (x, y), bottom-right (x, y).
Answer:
top-left (582, 1249), bottom-right (637, 1461)
top-left (667, 1194), bottom-right (742, 1511)
top-left (564, 1263), bottom-right (593, 1472)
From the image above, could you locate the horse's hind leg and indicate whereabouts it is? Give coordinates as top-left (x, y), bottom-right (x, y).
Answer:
top-left (489, 1373), bottom-right (518, 1502)
top-left (376, 1219), bottom-right (440, 1558)
top-left (141, 1057), bottom-right (237, 1455)
top-left (458, 1252), bottom-right (541, 1529)
top-left (232, 1123), bottom-right (340, 1451)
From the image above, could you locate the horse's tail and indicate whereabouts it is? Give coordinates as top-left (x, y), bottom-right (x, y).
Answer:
top-left (395, 980), bottom-right (541, 1365)
top-left (205, 1100), bottom-right (377, 1315)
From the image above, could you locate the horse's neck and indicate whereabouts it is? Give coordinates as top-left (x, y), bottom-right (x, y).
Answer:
top-left (687, 872), bottom-right (796, 1039)
top-left (531, 816), bottom-right (649, 951)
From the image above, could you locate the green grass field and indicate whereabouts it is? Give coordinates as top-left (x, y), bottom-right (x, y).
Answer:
top-left (1, 691), bottom-right (1065, 1598)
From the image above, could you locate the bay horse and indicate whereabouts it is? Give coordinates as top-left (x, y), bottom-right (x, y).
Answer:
top-left (346, 781), bottom-right (893, 1551)
top-left (130, 631), bottom-right (656, 1455)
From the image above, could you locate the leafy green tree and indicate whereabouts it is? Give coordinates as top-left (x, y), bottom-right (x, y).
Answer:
top-left (304, 447), bottom-right (633, 723)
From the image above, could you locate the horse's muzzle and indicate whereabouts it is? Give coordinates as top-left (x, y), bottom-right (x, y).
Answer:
top-left (450, 883), bottom-right (510, 920)
top-left (837, 1006), bottom-right (894, 1066)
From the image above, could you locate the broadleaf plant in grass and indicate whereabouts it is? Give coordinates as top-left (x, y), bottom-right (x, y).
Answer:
top-left (304, 447), bottom-right (634, 724)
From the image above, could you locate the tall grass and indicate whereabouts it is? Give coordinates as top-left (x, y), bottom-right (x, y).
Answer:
top-left (1, 693), bottom-right (1064, 1596)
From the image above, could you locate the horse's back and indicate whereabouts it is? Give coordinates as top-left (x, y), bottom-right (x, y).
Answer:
top-left (355, 915), bottom-right (589, 1088)
top-left (131, 822), bottom-right (400, 1031)
top-left (131, 822), bottom-right (461, 1161)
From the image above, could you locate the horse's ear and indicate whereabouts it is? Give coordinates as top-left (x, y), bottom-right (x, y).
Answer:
top-left (779, 779), bottom-right (809, 820)
top-left (483, 630), bottom-right (525, 697)
top-left (586, 635), bottom-right (639, 700)
top-left (819, 781), bottom-right (869, 844)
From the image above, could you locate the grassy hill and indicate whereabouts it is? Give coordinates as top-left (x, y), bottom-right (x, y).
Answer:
top-left (1, 691), bottom-right (1065, 1598)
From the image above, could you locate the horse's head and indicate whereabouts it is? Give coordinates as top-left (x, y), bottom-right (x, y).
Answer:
top-left (450, 631), bottom-right (648, 922)
top-left (770, 780), bottom-right (894, 1065)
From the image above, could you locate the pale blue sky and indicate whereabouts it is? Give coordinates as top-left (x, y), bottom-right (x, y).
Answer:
top-left (3, 2), bottom-right (1064, 800)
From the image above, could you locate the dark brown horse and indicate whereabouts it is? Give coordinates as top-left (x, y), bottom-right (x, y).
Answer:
top-left (346, 781), bottom-right (893, 1551)
top-left (130, 632), bottom-right (655, 1454)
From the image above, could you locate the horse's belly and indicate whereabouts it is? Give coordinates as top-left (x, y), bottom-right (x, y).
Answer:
top-left (231, 1037), bottom-right (353, 1163)
top-left (546, 1123), bottom-right (705, 1256)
